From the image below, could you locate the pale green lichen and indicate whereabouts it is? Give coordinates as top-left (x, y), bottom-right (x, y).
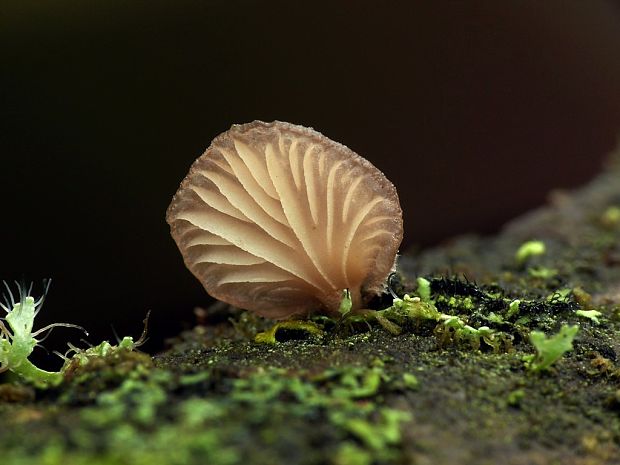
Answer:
top-left (435, 316), bottom-right (505, 352)
top-left (0, 281), bottom-right (149, 388)
top-left (0, 281), bottom-right (86, 387)
top-left (371, 294), bottom-right (441, 335)
top-left (382, 294), bottom-right (441, 322)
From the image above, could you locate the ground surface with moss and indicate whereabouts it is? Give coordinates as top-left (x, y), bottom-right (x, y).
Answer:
top-left (1, 155), bottom-right (620, 465)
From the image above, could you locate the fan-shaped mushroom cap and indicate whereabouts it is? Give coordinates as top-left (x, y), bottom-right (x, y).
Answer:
top-left (166, 121), bottom-right (403, 319)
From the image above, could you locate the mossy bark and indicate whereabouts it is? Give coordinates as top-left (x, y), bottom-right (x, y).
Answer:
top-left (1, 153), bottom-right (620, 465)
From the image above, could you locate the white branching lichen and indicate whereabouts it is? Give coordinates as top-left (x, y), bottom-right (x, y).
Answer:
top-left (0, 280), bottom-right (86, 387)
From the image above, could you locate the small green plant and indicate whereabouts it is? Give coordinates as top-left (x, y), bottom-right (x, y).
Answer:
top-left (0, 280), bottom-right (86, 387)
top-left (524, 324), bottom-right (579, 372)
top-left (415, 277), bottom-right (432, 302)
top-left (575, 309), bottom-right (603, 324)
top-left (338, 289), bottom-right (353, 315)
top-left (506, 299), bottom-right (521, 319)
top-left (515, 240), bottom-right (546, 264)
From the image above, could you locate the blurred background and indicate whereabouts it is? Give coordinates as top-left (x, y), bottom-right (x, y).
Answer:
top-left (2, 0), bottom-right (620, 363)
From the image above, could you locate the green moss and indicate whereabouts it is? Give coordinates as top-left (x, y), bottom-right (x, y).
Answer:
top-left (329, 407), bottom-right (411, 455)
top-left (515, 240), bottom-right (546, 264)
top-left (527, 266), bottom-right (558, 279)
top-left (333, 442), bottom-right (372, 465)
top-left (601, 205), bottom-right (620, 227)
top-left (401, 373), bottom-right (419, 389)
top-left (1, 347), bottom-right (426, 465)
top-left (506, 389), bottom-right (525, 407)
top-left (524, 324), bottom-right (579, 372)
top-left (575, 309), bottom-right (603, 324)
top-left (415, 276), bottom-right (432, 302)
top-left (506, 299), bottom-right (521, 319)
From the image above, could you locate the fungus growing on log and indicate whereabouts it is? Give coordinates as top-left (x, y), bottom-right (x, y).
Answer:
top-left (166, 121), bottom-right (403, 319)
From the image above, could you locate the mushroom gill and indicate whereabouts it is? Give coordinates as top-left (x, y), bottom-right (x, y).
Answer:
top-left (166, 121), bottom-right (403, 319)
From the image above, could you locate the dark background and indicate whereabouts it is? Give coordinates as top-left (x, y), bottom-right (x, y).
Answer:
top-left (2, 1), bottom-right (620, 364)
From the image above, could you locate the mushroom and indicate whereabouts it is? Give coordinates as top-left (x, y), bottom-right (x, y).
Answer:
top-left (166, 121), bottom-right (403, 319)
